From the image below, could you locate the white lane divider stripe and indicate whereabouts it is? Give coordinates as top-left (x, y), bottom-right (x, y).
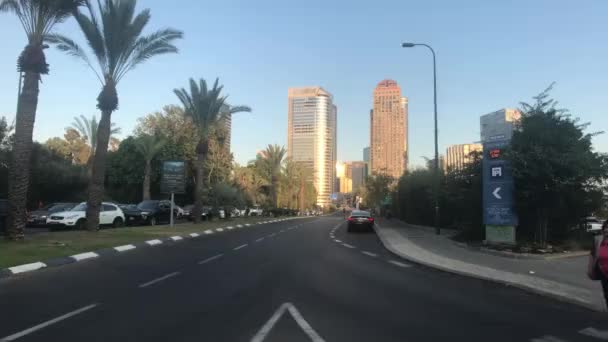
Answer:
top-left (146, 239), bottom-right (163, 246)
top-left (71, 252), bottom-right (99, 261)
top-left (170, 236), bottom-right (183, 241)
top-left (114, 244), bottom-right (136, 252)
top-left (237, 224), bottom-right (244, 228)
top-left (0, 304), bottom-right (99, 341)
top-left (361, 251), bottom-right (378, 257)
top-left (216, 228), bottom-right (224, 232)
top-left (198, 254), bottom-right (224, 265)
top-left (139, 272), bottom-right (180, 288)
top-left (388, 260), bottom-right (411, 268)
top-left (189, 233), bottom-right (200, 238)
top-left (8, 262), bottom-right (47, 274)
top-left (334, 239), bottom-right (342, 243)
top-left (342, 243), bottom-right (356, 249)
top-left (204, 229), bottom-right (213, 234)
top-left (233, 244), bottom-right (248, 251)
top-left (251, 302), bottom-right (325, 342)
top-left (255, 237), bottom-right (265, 243)
top-left (227, 226), bottom-right (234, 230)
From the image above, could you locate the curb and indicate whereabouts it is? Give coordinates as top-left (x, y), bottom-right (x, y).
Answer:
top-left (0, 217), bottom-right (303, 280)
top-left (373, 223), bottom-right (604, 312)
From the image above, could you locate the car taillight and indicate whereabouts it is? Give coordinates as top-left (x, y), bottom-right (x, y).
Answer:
top-left (368, 217), bottom-right (374, 222)
top-left (347, 217), bottom-right (354, 221)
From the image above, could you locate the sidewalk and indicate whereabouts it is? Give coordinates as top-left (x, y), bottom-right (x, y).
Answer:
top-left (374, 218), bottom-right (605, 312)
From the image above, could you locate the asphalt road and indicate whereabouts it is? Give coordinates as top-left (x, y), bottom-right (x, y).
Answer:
top-left (1, 215), bottom-right (607, 341)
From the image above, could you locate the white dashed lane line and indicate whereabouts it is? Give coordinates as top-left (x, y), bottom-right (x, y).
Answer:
top-left (139, 272), bottom-right (181, 288)
top-left (342, 243), bottom-right (356, 249)
top-left (268, 233), bottom-right (276, 238)
top-left (233, 244), bottom-right (248, 251)
top-left (216, 228), bottom-right (224, 232)
top-left (334, 239), bottom-right (342, 243)
top-left (361, 251), bottom-right (378, 257)
top-left (204, 229), bottom-right (213, 234)
top-left (388, 260), bottom-right (411, 268)
top-left (198, 254), bottom-right (223, 265)
top-left (255, 237), bottom-right (265, 243)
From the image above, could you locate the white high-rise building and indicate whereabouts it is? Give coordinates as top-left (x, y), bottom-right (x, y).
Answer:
top-left (287, 87), bottom-right (337, 207)
top-left (480, 108), bottom-right (521, 143)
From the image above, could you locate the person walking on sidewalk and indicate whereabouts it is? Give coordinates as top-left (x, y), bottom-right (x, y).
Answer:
top-left (588, 220), bottom-right (608, 308)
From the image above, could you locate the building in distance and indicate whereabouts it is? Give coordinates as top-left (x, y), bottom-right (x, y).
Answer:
top-left (445, 143), bottom-right (483, 172)
top-left (480, 108), bottom-right (521, 143)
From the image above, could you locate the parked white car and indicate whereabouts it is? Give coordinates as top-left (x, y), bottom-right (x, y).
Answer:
top-left (249, 207), bottom-right (263, 216)
top-left (46, 202), bottom-right (125, 230)
top-left (585, 217), bottom-right (604, 233)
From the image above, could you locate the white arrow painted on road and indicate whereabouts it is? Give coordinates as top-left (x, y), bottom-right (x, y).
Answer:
top-left (250, 302), bottom-right (325, 342)
top-left (492, 187), bottom-right (502, 200)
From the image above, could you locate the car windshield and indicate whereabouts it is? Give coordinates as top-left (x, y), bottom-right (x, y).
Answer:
top-left (138, 201), bottom-right (158, 210)
top-left (71, 203), bottom-right (86, 211)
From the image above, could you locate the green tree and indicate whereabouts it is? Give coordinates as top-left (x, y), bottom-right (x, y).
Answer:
top-left (45, 129), bottom-right (90, 165)
top-left (105, 136), bottom-right (145, 203)
top-left (365, 173), bottom-right (394, 209)
top-left (134, 134), bottom-right (165, 201)
top-left (48, 0), bottom-right (182, 230)
top-left (256, 145), bottom-right (286, 207)
top-left (508, 86), bottom-right (608, 245)
top-left (173, 78), bottom-right (250, 222)
top-left (69, 114), bottom-right (121, 173)
top-left (1, 0), bottom-right (85, 240)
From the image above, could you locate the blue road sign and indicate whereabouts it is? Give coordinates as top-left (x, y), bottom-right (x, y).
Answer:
top-left (482, 140), bottom-right (518, 226)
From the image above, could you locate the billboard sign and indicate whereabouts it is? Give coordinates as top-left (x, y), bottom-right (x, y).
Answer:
top-left (160, 161), bottom-right (186, 194)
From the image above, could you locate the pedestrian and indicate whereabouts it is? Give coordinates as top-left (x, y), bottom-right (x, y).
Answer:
top-left (588, 220), bottom-right (608, 308)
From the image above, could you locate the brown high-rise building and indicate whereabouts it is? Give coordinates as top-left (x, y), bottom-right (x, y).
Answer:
top-left (370, 79), bottom-right (408, 179)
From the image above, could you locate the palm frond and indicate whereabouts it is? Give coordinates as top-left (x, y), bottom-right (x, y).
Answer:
top-left (45, 33), bottom-right (103, 82)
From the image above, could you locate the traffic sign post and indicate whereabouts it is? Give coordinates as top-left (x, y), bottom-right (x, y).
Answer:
top-left (161, 161), bottom-right (186, 228)
top-left (482, 140), bottom-right (517, 244)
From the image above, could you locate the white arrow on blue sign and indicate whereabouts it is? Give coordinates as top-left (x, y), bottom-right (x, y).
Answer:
top-left (492, 187), bottom-right (502, 200)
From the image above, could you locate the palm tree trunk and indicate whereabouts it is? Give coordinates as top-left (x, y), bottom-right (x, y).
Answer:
top-left (142, 159), bottom-right (151, 201)
top-left (299, 178), bottom-right (305, 213)
top-left (271, 175), bottom-right (278, 208)
top-left (7, 71), bottom-right (39, 240)
top-left (193, 152), bottom-right (205, 223)
top-left (85, 110), bottom-right (112, 231)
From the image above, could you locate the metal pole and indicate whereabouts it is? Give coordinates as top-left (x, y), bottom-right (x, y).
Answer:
top-left (430, 46), bottom-right (440, 236)
top-left (170, 192), bottom-right (175, 228)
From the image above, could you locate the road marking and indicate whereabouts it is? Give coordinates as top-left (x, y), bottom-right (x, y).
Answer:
top-left (8, 262), bottom-right (47, 274)
top-left (250, 302), bottom-right (325, 342)
top-left (146, 239), bottom-right (163, 246)
top-left (530, 336), bottom-right (567, 342)
top-left (237, 224), bottom-right (244, 228)
top-left (279, 230), bottom-right (285, 233)
top-left (216, 228), bottom-right (224, 232)
top-left (170, 236), bottom-right (183, 241)
top-left (234, 244), bottom-right (248, 251)
top-left (579, 327), bottom-right (608, 340)
top-left (361, 251), bottom-right (378, 257)
top-left (227, 226), bottom-right (234, 230)
top-left (342, 243), bottom-right (356, 249)
top-left (245, 223), bottom-right (251, 226)
top-left (204, 229), bottom-right (213, 234)
top-left (334, 239), bottom-right (342, 243)
top-left (114, 244), bottom-right (136, 252)
top-left (198, 254), bottom-right (223, 265)
top-left (388, 260), bottom-right (412, 268)
top-left (0, 304), bottom-right (99, 341)
top-left (189, 233), bottom-right (200, 238)
top-left (268, 233), bottom-right (276, 238)
top-left (139, 272), bottom-right (180, 288)
top-left (71, 252), bottom-right (99, 261)
top-left (255, 237), bottom-right (265, 243)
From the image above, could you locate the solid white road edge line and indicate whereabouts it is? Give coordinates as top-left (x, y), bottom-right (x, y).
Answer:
top-left (361, 251), bottom-right (378, 257)
top-left (138, 272), bottom-right (180, 288)
top-left (250, 302), bottom-right (325, 342)
top-left (388, 260), bottom-right (412, 268)
top-left (114, 244), bottom-right (136, 252)
top-left (233, 244), bottom-right (248, 251)
top-left (342, 243), bottom-right (356, 249)
top-left (0, 303), bottom-right (99, 341)
top-left (71, 252), bottom-right (99, 261)
top-left (8, 262), bottom-right (47, 274)
top-left (146, 239), bottom-right (163, 246)
top-left (198, 254), bottom-right (223, 265)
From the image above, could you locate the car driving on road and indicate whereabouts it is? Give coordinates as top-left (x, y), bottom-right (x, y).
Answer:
top-left (46, 202), bottom-right (125, 230)
top-left (347, 210), bottom-right (375, 233)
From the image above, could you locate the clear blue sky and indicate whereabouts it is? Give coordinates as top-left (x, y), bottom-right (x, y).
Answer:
top-left (1, 0), bottom-right (606, 167)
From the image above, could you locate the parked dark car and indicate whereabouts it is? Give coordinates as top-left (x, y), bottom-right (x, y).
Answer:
top-left (183, 204), bottom-right (209, 221)
top-left (347, 210), bottom-right (375, 233)
top-left (137, 200), bottom-right (172, 226)
top-left (118, 204), bottom-right (147, 226)
top-left (27, 203), bottom-right (76, 227)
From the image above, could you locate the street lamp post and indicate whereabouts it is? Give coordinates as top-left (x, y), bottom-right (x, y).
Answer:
top-left (402, 42), bottom-right (440, 235)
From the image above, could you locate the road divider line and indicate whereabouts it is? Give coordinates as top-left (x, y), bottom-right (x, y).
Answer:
top-left (388, 260), bottom-right (412, 268)
top-left (237, 224), bottom-right (244, 228)
top-left (216, 228), bottom-right (224, 232)
top-left (361, 251), bottom-right (378, 257)
top-left (245, 223), bottom-right (251, 226)
top-left (227, 226), bottom-right (234, 230)
top-left (146, 239), bottom-right (163, 246)
top-left (342, 243), bottom-right (356, 249)
top-left (114, 244), bottom-right (136, 252)
top-left (334, 239), bottom-right (342, 243)
top-left (189, 233), bottom-right (200, 238)
top-left (234, 244), bottom-right (248, 251)
top-left (255, 237), bottom-right (265, 243)
top-left (170, 236), bottom-right (183, 241)
top-left (0, 303), bottom-right (99, 341)
top-left (204, 229), bottom-right (213, 234)
top-left (268, 233), bottom-right (276, 238)
top-left (139, 272), bottom-right (180, 288)
top-left (198, 254), bottom-right (223, 265)
top-left (8, 262), bottom-right (47, 274)
top-left (71, 252), bottom-right (99, 261)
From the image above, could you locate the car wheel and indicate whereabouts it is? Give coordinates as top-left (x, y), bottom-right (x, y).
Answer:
top-left (75, 219), bottom-right (86, 230)
top-left (113, 217), bottom-right (124, 228)
top-left (149, 217), bottom-right (157, 226)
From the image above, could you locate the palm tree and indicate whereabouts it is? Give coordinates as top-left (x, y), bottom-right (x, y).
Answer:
top-left (258, 144), bottom-right (286, 207)
top-left (48, 0), bottom-right (182, 230)
top-left (134, 134), bottom-right (165, 201)
top-left (69, 114), bottom-right (121, 173)
top-left (174, 78), bottom-right (251, 223)
top-left (1, 0), bottom-right (85, 240)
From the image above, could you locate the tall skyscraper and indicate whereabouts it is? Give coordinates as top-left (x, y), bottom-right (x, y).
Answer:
top-left (445, 143), bottom-right (483, 171)
top-left (287, 87), bottom-right (337, 207)
top-left (363, 147), bottom-right (370, 176)
top-left (370, 79), bottom-right (408, 179)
